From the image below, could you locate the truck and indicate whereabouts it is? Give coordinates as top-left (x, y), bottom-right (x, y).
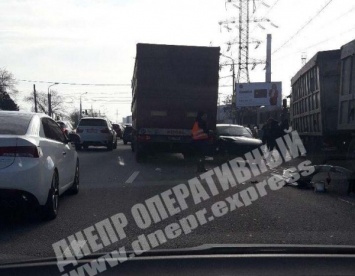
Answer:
top-left (131, 43), bottom-right (220, 162)
top-left (290, 39), bottom-right (355, 165)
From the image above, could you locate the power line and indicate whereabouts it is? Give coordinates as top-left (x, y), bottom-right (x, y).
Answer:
top-left (273, 23), bottom-right (355, 62)
top-left (16, 79), bottom-right (131, 86)
top-left (250, 0), bottom-right (282, 33)
top-left (273, 0), bottom-right (334, 54)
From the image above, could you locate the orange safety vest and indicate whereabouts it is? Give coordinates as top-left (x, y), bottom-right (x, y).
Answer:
top-left (192, 121), bottom-right (208, 140)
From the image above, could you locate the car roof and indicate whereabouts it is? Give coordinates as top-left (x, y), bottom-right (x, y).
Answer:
top-left (80, 117), bottom-right (107, 120)
top-left (0, 110), bottom-right (50, 119)
top-left (217, 124), bottom-right (244, 127)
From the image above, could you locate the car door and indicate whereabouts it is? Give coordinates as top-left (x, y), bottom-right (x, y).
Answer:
top-left (42, 118), bottom-right (76, 191)
top-left (107, 120), bottom-right (115, 142)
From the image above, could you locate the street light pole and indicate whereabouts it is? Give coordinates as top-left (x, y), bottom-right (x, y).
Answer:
top-left (79, 92), bottom-right (88, 120)
top-left (47, 83), bottom-right (59, 117)
top-left (221, 54), bottom-right (236, 123)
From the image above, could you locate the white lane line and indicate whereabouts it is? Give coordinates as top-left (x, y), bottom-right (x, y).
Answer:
top-left (338, 197), bottom-right (355, 206)
top-left (125, 171), bottom-right (140, 184)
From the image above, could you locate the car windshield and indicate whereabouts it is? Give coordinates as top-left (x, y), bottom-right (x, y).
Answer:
top-left (124, 127), bottom-right (132, 133)
top-left (0, 114), bottom-right (31, 135)
top-left (79, 119), bottom-right (107, 127)
top-left (218, 126), bottom-right (253, 138)
top-left (2, 1), bottom-right (355, 274)
top-left (56, 121), bottom-right (66, 128)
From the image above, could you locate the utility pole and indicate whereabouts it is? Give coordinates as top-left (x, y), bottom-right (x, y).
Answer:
top-left (33, 84), bottom-right (38, 113)
top-left (265, 34), bottom-right (272, 82)
top-left (79, 92), bottom-right (87, 120)
top-left (47, 83), bottom-right (58, 117)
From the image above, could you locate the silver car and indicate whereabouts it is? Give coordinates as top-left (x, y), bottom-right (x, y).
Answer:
top-left (76, 117), bottom-right (117, 150)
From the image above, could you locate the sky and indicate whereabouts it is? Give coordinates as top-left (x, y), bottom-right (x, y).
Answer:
top-left (1, 0), bottom-right (354, 122)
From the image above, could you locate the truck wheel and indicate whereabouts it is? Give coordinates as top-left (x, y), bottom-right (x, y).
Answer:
top-left (183, 152), bottom-right (194, 161)
top-left (131, 142), bottom-right (135, 152)
top-left (135, 150), bottom-right (145, 163)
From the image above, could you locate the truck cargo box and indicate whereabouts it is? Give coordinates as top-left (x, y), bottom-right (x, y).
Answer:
top-left (131, 43), bottom-right (220, 161)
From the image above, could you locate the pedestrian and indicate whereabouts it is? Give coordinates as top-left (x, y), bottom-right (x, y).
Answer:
top-left (277, 119), bottom-right (290, 162)
top-left (261, 119), bottom-right (272, 149)
top-left (268, 118), bottom-right (282, 151)
top-left (191, 111), bottom-right (209, 172)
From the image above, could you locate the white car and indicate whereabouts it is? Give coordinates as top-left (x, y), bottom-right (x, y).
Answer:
top-left (76, 117), bottom-right (117, 150)
top-left (0, 111), bottom-right (80, 220)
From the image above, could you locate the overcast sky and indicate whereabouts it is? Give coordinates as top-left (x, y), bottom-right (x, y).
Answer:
top-left (1, 0), bottom-right (354, 122)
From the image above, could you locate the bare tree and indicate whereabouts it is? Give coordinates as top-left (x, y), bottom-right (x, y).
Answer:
top-left (69, 110), bottom-right (80, 128)
top-left (0, 68), bottom-right (18, 97)
top-left (25, 90), bottom-right (65, 116)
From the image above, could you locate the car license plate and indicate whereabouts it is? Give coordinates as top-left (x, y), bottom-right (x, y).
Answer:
top-left (87, 129), bottom-right (98, 133)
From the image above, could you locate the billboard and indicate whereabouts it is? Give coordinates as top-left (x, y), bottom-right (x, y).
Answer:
top-left (236, 82), bottom-right (282, 107)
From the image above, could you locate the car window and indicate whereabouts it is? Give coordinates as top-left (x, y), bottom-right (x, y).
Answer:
top-left (217, 126), bottom-right (253, 138)
top-left (124, 127), bottom-right (132, 133)
top-left (42, 118), bottom-right (67, 143)
top-left (79, 119), bottom-right (107, 127)
top-left (56, 121), bottom-right (66, 128)
top-left (0, 114), bottom-right (32, 135)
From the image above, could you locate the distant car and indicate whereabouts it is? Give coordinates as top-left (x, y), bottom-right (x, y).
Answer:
top-left (0, 111), bottom-right (80, 220)
top-left (112, 123), bottom-right (123, 139)
top-left (56, 120), bottom-right (74, 136)
top-left (214, 124), bottom-right (263, 162)
top-left (76, 117), bottom-right (117, 150)
top-left (123, 125), bottom-right (133, 145)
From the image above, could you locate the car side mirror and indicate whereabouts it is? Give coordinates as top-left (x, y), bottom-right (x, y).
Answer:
top-left (68, 133), bottom-right (81, 144)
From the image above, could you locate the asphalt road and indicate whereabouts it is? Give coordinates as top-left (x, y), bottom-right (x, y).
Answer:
top-left (1, 140), bottom-right (355, 263)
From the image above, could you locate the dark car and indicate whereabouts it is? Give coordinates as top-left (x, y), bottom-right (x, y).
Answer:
top-left (56, 120), bottom-right (74, 136)
top-left (123, 125), bottom-right (133, 145)
top-left (112, 123), bottom-right (123, 139)
top-left (214, 124), bottom-right (263, 163)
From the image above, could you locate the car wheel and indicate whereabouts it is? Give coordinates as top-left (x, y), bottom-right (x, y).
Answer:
top-left (68, 160), bottom-right (79, 195)
top-left (83, 145), bottom-right (88, 150)
top-left (41, 171), bottom-right (59, 220)
top-left (107, 141), bottom-right (113, 151)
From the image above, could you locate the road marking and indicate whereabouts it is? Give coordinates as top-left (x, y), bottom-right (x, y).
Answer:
top-left (125, 171), bottom-right (140, 184)
top-left (117, 156), bottom-right (125, 166)
top-left (338, 197), bottom-right (355, 206)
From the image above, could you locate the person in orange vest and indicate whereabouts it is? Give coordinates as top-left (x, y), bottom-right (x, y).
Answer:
top-left (192, 111), bottom-right (209, 172)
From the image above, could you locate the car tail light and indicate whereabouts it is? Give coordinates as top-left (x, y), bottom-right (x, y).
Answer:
top-left (138, 135), bottom-right (151, 142)
top-left (76, 128), bottom-right (83, 133)
top-left (0, 146), bottom-right (40, 158)
top-left (101, 128), bottom-right (110, 133)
